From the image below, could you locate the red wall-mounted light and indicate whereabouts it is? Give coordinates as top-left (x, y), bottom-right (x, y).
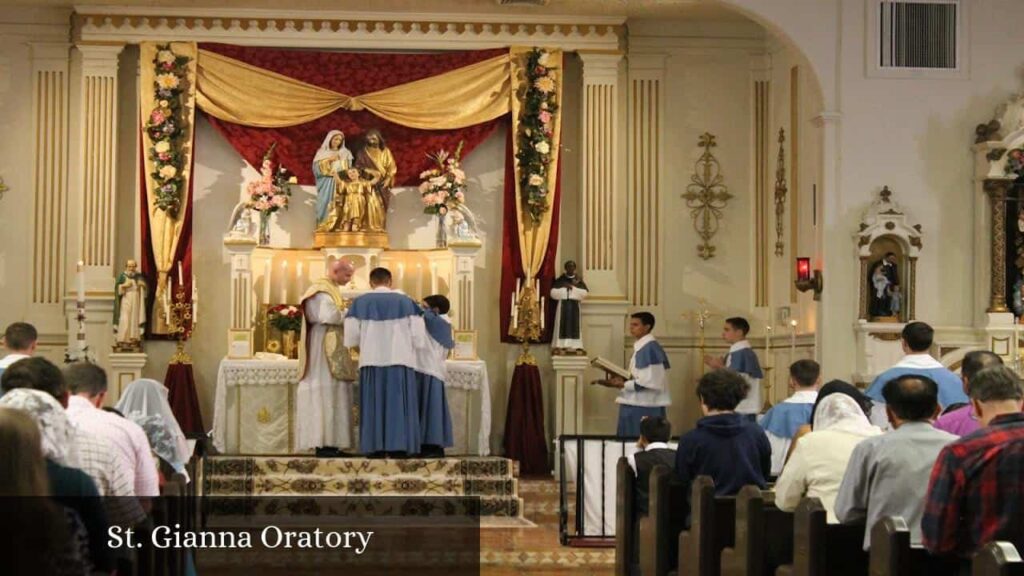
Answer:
top-left (796, 257), bottom-right (811, 283)
top-left (795, 257), bottom-right (823, 300)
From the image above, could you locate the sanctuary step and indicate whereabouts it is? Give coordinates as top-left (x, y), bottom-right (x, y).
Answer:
top-left (202, 456), bottom-right (523, 518)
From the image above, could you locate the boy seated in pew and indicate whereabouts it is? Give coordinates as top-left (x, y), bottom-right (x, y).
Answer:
top-left (675, 369), bottom-right (771, 522)
top-left (627, 415), bottom-right (675, 517)
top-left (759, 359), bottom-right (821, 477)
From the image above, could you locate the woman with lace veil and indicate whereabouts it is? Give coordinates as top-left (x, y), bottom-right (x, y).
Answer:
top-left (773, 391), bottom-right (883, 522)
top-left (313, 130), bottom-right (354, 232)
top-left (116, 379), bottom-right (191, 481)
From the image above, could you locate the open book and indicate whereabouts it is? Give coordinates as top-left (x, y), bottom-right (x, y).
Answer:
top-left (590, 356), bottom-right (632, 380)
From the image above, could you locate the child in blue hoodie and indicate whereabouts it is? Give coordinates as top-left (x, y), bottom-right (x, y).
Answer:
top-left (675, 368), bottom-right (771, 514)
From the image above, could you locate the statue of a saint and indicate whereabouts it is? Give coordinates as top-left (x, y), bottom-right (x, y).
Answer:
top-left (355, 129), bottom-right (398, 212)
top-left (114, 259), bottom-right (148, 351)
top-left (313, 130), bottom-right (354, 233)
top-left (868, 252), bottom-right (899, 319)
top-left (550, 260), bottom-right (588, 355)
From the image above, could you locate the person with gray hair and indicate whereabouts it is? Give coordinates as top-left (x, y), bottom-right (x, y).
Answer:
top-left (934, 350), bottom-right (1003, 436)
top-left (923, 365), bottom-right (1024, 558)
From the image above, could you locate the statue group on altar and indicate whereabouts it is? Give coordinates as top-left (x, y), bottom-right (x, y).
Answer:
top-left (314, 129), bottom-right (397, 235)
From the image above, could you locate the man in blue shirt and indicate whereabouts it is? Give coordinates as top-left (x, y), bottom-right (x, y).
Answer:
top-left (865, 321), bottom-right (967, 410)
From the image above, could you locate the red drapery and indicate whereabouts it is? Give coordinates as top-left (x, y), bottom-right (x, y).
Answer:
top-left (500, 127), bottom-right (562, 476)
top-left (199, 44), bottom-right (506, 187)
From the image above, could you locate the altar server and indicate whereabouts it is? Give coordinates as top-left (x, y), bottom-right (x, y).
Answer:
top-left (705, 317), bottom-right (763, 418)
top-left (759, 359), bottom-right (820, 476)
top-left (345, 267), bottom-right (428, 456)
top-left (865, 321), bottom-right (967, 410)
top-left (604, 312), bottom-right (672, 437)
top-left (296, 259), bottom-right (356, 456)
top-left (416, 295), bottom-right (455, 457)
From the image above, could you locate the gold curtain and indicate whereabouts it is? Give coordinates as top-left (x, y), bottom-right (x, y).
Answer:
top-left (195, 49), bottom-right (512, 130)
top-left (510, 47), bottom-right (563, 282)
top-left (140, 42), bottom-right (197, 335)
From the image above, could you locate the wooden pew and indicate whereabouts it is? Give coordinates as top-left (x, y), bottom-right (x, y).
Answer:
top-left (869, 516), bottom-right (958, 576)
top-left (973, 542), bottom-right (1024, 576)
top-left (678, 476), bottom-right (737, 576)
top-left (721, 486), bottom-right (793, 576)
top-left (616, 456), bottom-right (638, 576)
top-left (639, 465), bottom-right (687, 576)
top-left (774, 498), bottom-right (866, 576)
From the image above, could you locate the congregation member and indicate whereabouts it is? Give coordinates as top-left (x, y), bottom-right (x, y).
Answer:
top-left (789, 379), bottom-right (878, 454)
top-left (0, 322), bottom-right (37, 381)
top-left (865, 321), bottom-right (967, 410)
top-left (675, 369), bottom-right (771, 511)
top-left (0, 406), bottom-right (93, 576)
top-left (758, 359), bottom-right (820, 476)
top-left (934, 350), bottom-right (1002, 437)
top-left (0, 387), bottom-right (114, 573)
top-left (116, 379), bottom-right (192, 480)
top-left (834, 375), bottom-right (956, 550)
top-left (604, 312), bottom-right (671, 437)
top-left (627, 415), bottom-right (675, 517)
top-left (297, 258), bottom-right (357, 457)
top-left (923, 365), bottom-right (1024, 558)
top-left (775, 389), bottom-right (882, 523)
top-left (64, 362), bottom-right (160, 498)
top-left (416, 294), bottom-right (454, 457)
top-left (704, 317), bottom-right (764, 418)
top-left (345, 267), bottom-right (429, 457)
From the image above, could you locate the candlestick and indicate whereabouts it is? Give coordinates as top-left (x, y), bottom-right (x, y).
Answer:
top-left (281, 261), bottom-right (288, 303)
top-left (540, 297), bottom-right (545, 330)
top-left (192, 275), bottom-right (198, 326)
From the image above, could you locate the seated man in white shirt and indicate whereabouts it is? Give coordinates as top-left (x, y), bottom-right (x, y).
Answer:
top-left (758, 359), bottom-right (821, 476)
top-left (64, 362), bottom-right (160, 498)
top-left (0, 322), bottom-right (37, 383)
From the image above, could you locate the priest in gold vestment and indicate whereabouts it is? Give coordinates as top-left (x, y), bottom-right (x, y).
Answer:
top-left (297, 259), bottom-right (357, 454)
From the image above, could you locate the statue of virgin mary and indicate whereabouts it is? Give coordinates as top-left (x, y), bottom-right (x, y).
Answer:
top-left (313, 130), bottom-right (354, 231)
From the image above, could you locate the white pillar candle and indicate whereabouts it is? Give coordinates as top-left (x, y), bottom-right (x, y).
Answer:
top-left (263, 258), bottom-right (272, 304)
top-left (76, 260), bottom-right (85, 303)
top-left (540, 297), bottom-right (545, 330)
top-left (191, 275), bottom-right (198, 326)
top-left (397, 262), bottom-right (406, 292)
top-left (430, 263), bottom-right (438, 295)
top-left (789, 319), bottom-right (798, 364)
top-left (516, 278), bottom-right (521, 296)
top-left (177, 261), bottom-right (183, 286)
top-left (416, 263), bottom-right (423, 299)
top-left (281, 261), bottom-right (288, 303)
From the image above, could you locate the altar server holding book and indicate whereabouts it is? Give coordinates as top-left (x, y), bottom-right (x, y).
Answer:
top-left (345, 267), bottom-right (429, 456)
top-left (416, 295), bottom-right (455, 457)
top-left (598, 312), bottom-right (672, 437)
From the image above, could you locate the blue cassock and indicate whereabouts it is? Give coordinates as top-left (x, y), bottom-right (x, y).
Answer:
top-left (344, 289), bottom-right (428, 455)
top-left (865, 366), bottom-right (968, 409)
top-left (418, 311), bottom-right (455, 448)
top-left (759, 402), bottom-right (813, 439)
top-left (726, 347), bottom-right (764, 379)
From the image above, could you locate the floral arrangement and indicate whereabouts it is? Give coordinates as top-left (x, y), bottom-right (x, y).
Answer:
top-left (268, 304), bottom-right (302, 332)
top-left (516, 48), bottom-right (560, 224)
top-left (246, 143), bottom-right (297, 214)
top-left (419, 140), bottom-right (467, 215)
top-left (1006, 148), bottom-right (1024, 177)
top-left (146, 45), bottom-right (191, 217)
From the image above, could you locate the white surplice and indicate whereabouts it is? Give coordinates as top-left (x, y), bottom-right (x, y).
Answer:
top-left (295, 292), bottom-right (352, 450)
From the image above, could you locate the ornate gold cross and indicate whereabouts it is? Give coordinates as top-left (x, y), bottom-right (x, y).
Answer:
top-left (682, 133), bottom-right (733, 260)
top-left (682, 298), bottom-right (718, 374)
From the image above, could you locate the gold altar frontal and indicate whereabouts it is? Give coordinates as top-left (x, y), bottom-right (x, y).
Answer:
top-left (314, 230), bottom-right (390, 249)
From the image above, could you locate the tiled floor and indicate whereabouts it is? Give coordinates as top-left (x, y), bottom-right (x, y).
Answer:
top-left (481, 477), bottom-right (615, 575)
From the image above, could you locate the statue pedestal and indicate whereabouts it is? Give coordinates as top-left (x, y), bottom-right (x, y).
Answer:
top-left (107, 352), bottom-right (147, 404)
top-left (321, 246), bottom-right (383, 290)
top-left (985, 312), bottom-right (1019, 364)
top-left (552, 354), bottom-right (590, 476)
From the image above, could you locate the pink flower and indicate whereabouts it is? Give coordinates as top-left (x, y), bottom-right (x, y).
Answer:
top-left (539, 111), bottom-right (552, 124)
top-left (455, 191), bottom-right (465, 201)
top-left (272, 195), bottom-right (287, 207)
top-left (158, 153), bottom-right (170, 161)
top-left (150, 111), bottom-right (166, 125)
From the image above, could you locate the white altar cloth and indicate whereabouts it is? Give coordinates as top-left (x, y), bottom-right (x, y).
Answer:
top-left (211, 357), bottom-right (491, 455)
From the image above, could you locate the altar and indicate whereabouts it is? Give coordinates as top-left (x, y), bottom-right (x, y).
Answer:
top-left (211, 357), bottom-right (492, 456)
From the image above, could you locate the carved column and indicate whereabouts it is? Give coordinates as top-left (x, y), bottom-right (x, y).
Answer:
top-left (224, 238), bottom-right (258, 332)
top-left (985, 178), bottom-right (1012, 313)
top-left (28, 43), bottom-right (71, 334)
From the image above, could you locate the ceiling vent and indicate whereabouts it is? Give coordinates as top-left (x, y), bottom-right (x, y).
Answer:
top-left (868, 0), bottom-right (967, 79)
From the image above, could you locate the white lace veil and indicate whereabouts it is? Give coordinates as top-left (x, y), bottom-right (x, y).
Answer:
top-left (0, 388), bottom-right (79, 467)
top-left (812, 393), bottom-right (881, 437)
top-left (116, 379), bottom-right (190, 474)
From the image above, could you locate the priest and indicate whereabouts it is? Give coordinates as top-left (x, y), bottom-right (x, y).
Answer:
top-left (549, 260), bottom-right (588, 354)
top-left (297, 259), bottom-right (357, 457)
top-left (345, 267), bottom-right (428, 457)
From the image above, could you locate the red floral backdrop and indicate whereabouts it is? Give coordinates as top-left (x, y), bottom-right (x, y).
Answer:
top-left (199, 43), bottom-right (507, 186)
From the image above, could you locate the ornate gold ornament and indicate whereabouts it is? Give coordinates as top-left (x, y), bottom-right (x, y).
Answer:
top-left (256, 406), bottom-right (272, 424)
top-left (682, 133), bottom-right (733, 260)
top-left (774, 128), bottom-right (788, 257)
top-left (0, 176), bottom-right (8, 201)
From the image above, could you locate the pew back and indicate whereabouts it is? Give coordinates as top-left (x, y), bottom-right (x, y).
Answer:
top-left (616, 456), bottom-right (638, 576)
top-left (679, 475), bottom-right (737, 576)
top-left (774, 497), bottom-right (866, 576)
top-left (973, 542), bottom-right (1024, 576)
top-left (870, 516), bottom-right (959, 576)
top-left (721, 486), bottom-right (793, 576)
top-left (639, 465), bottom-right (687, 576)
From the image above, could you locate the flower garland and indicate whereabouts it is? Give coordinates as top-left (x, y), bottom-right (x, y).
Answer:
top-left (145, 45), bottom-right (192, 217)
top-left (246, 143), bottom-right (296, 214)
top-left (516, 48), bottom-right (559, 225)
top-left (1006, 148), bottom-right (1024, 177)
top-left (419, 140), bottom-right (467, 216)
top-left (268, 304), bottom-right (303, 332)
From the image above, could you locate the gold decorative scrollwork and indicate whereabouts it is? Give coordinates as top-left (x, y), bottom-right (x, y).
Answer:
top-left (774, 128), bottom-right (788, 256)
top-left (257, 406), bottom-right (271, 424)
top-left (682, 133), bottom-right (733, 260)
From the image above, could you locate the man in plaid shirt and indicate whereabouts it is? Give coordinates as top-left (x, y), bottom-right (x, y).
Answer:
top-left (922, 365), bottom-right (1024, 558)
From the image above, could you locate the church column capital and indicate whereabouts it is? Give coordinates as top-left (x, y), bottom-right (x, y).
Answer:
top-left (578, 51), bottom-right (623, 83)
top-left (76, 43), bottom-right (125, 75)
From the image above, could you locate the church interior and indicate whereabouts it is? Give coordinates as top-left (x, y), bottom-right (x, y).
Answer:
top-left (3, 0), bottom-right (1024, 574)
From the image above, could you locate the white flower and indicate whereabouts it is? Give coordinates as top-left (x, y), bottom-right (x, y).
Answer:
top-left (537, 51), bottom-right (553, 68)
top-left (159, 165), bottom-right (177, 179)
top-left (155, 73), bottom-right (180, 90)
top-left (157, 50), bottom-right (176, 64)
top-left (154, 141), bottom-right (171, 154)
top-left (288, 176), bottom-right (298, 184)
top-left (535, 141), bottom-right (550, 155)
top-left (528, 174), bottom-right (544, 186)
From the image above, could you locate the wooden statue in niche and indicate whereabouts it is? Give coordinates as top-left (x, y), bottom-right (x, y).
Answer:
top-left (857, 186), bottom-right (922, 323)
